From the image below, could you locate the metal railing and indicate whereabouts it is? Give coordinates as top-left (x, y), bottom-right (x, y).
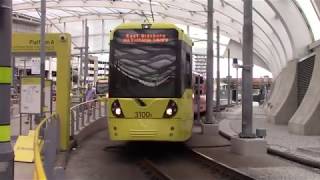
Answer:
top-left (70, 97), bottom-right (107, 138)
top-left (33, 98), bottom-right (107, 180)
top-left (34, 113), bottom-right (60, 180)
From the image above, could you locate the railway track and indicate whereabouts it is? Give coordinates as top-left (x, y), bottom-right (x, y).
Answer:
top-left (137, 145), bottom-right (254, 180)
top-left (138, 159), bottom-right (174, 180)
top-left (188, 149), bottom-right (254, 180)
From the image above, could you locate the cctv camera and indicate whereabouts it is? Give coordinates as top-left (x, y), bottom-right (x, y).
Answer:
top-left (59, 34), bottom-right (67, 42)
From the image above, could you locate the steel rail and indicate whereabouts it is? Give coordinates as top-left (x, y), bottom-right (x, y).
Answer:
top-left (138, 158), bottom-right (174, 180)
top-left (188, 149), bottom-right (255, 180)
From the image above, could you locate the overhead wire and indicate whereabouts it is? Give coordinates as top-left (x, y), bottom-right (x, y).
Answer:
top-left (149, 0), bottom-right (155, 22)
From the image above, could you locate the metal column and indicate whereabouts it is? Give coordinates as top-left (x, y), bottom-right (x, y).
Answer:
top-left (205, 0), bottom-right (214, 124)
top-left (83, 21), bottom-right (89, 87)
top-left (236, 62), bottom-right (239, 105)
top-left (40, 0), bottom-right (46, 117)
top-left (79, 48), bottom-right (84, 88)
top-left (0, 0), bottom-right (14, 179)
top-left (240, 0), bottom-right (254, 138)
top-left (216, 25), bottom-right (220, 111)
top-left (102, 19), bottom-right (105, 52)
top-left (102, 19), bottom-right (108, 75)
top-left (227, 49), bottom-right (231, 106)
top-left (74, 47), bottom-right (84, 99)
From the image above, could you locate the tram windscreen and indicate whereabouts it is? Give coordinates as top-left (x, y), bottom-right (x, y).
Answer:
top-left (109, 29), bottom-right (179, 98)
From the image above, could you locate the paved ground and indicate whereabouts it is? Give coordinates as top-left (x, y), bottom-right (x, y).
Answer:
top-left (65, 121), bottom-right (320, 180)
top-left (14, 162), bottom-right (34, 180)
top-left (220, 104), bottom-right (320, 162)
top-left (65, 131), bottom-right (149, 180)
top-left (197, 147), bottom-right (320, 180)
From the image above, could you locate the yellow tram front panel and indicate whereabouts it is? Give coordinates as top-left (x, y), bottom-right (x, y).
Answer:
top-left (108, 90), bottom-right (193, 141)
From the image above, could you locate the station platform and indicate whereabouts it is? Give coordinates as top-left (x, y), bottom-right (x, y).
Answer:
top-left (220, 104), bottom-right (320, 167)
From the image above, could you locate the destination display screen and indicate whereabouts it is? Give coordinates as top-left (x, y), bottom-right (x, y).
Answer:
top-left (114, 29), bottom-right (178, 44)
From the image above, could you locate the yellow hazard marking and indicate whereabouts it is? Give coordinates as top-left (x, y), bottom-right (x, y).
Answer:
top-left (0, 67), bottom-right (12, 84)
top-left (14, 130), bottom-right (36, 162)
top-left (0, 125), bottom-right (10, 142)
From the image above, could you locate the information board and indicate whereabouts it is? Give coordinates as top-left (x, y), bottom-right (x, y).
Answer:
top-left (31, 59), bottom-right (40, 75)
top-left (20, 77), bottom-right (41, 114)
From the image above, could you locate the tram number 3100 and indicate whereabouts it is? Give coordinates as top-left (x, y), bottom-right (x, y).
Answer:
top-left (135, 112), bottom-right (152, 118)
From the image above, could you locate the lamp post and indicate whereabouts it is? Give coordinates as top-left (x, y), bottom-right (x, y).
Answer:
top-left (263, 75), bottom-right (269, 104)
top-left (216, 25), bottom-right (220, 112)
top-left (227, 49), bottom-right (231, 106)
top-left (233, 58), bottom-right (239, 105)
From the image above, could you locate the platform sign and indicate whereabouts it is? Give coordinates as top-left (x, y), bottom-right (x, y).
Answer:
top-left (31, 59), bottom-right (40, 74)
top-left (13, 33), bottom-right (72, 150)
top-left (20, 77), bottom-right (41, 114)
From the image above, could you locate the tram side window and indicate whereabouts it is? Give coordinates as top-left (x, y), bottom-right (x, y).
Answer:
top-left (186, 53), bottom-right (191, 88)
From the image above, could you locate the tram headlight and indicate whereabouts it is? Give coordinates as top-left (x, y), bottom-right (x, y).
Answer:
top-left (166, 108), bottom-right (173, 116)
top-left (115, 107), bottom-right (122, 115)
top-left (111, 100), bottom-right (124, 118)
top-left (163, 100), bottom-right (178, 118)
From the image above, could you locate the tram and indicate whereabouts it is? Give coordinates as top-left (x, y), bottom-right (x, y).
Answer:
top-left (107, 22), bottom-right (193, 141)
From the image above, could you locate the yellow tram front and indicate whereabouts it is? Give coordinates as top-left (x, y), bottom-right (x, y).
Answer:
top-left (107, 23), bottom-right (193, 141)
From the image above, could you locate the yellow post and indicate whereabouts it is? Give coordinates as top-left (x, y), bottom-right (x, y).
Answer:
top-left (12, 33), bottom-right (71, 150)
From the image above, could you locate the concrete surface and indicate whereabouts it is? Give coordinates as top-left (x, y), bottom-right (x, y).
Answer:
top-left (220, 105), bottom-right (320, 164)
top-left (65, 131), bottom-right (148, 180)
top-left (186, 126), bottom-right (230, 148)
top-left (231, 137), bottom-right (267, 156)
top-left (201, 123), bottom-right (219, 136)
top-left (289, 48), bottom-right (320, 135)
top-left (267, 59), bottom-right (298, 125)
top-left (197, 147), bottom-right (320, 180)
top-left (265, 69), bottom-right (281, 114)
top-left (14, 162), bottom-right (34, 180)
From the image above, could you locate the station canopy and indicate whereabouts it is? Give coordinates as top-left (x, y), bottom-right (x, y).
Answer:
top-left (12, 0), bottom-right (320, 77)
